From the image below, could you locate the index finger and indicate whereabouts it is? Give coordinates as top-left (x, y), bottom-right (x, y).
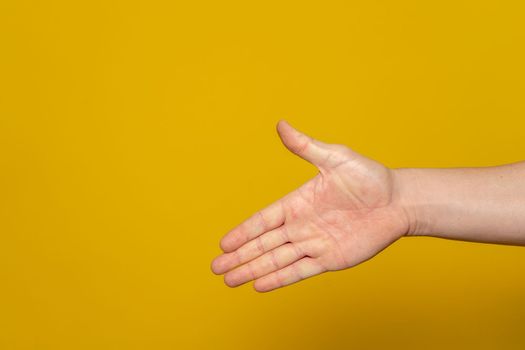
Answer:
top-left (220, 199), bottom-right (285, 253)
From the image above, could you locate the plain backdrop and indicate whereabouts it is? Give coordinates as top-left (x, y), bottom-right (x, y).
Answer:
top-left (1, 1), bottom-right (524, 349)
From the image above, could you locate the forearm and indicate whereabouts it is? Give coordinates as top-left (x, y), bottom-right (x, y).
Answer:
top-left (394, 162), bottom-right (525, 245)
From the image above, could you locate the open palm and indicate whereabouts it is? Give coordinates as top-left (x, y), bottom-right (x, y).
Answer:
top-left (211, 120), bottom-right (410, 292)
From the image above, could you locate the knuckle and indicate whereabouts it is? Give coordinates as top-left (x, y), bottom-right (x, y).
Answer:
top-left (255, 236), bottom-right (265, 254)
top-left (281, 226), bottom-right (291, 242)
top-left (234, 250), bottom-right (243, 266)
top-left (274, 270), bottom-right (284, 287)
top-left (247, 262), bottom-right (257, 281)
top-left (291, 262), bottom-right (304, 280)
top-left (332, 144), bottom-right (353, 157)
top-left (292, 242), bottom-right (303, 260)
top-left (269, 250), bottom-right (280, 270)
top-left (294, 136), bottom-right (311, 154)
top-left (257, 210), bottom-right (268, 230)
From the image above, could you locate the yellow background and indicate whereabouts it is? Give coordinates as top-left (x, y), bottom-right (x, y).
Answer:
top-left (1, 1), bottom-right (524, 349)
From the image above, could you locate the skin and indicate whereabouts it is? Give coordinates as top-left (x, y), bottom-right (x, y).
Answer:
top-left (211, 120), bottom-right (525, 292)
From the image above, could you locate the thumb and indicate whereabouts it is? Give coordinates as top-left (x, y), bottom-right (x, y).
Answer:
top-left (276, 119), bottom-right (342, 169)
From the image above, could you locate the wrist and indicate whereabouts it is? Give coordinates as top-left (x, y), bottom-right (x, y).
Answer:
top-left (391, 167), bottom-right (435, 237)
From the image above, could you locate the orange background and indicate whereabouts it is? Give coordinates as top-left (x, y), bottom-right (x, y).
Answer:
top-left (1, 1), bottom-right (524, 349)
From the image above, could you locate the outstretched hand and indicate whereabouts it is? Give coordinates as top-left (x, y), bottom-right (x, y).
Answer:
top-left (211, 120), bottom-right (410, 292)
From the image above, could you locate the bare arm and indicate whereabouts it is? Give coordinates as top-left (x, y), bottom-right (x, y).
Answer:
top-left (396, 163), bottom-right (525, 245)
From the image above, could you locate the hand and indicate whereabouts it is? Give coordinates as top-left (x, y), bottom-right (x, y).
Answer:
top-left (211, 120), bottom-right (410, 292)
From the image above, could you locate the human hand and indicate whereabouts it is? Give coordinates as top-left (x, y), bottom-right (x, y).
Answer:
top-left (211, 120), bottom-right (410, 292)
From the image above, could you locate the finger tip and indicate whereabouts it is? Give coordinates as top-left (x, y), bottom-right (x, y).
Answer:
top-left (224, 274), bottom-right (238, 288)
top-left (252, 283), bottom-right (263, 292)
top-left (219, 239), bottom-right (232, 253)
top-left (253, 283), bottom-right (271, 293)
top-left (276, 120), bottom-right (297, 147)
top-left (210, 259), bottom-right (222, 275)
top-left (276, 118), bottom-right (287, 127)
top-left (276, 119), bottom-right (291, 132)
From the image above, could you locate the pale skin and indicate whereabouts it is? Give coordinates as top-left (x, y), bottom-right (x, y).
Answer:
top-left (211, 120), bottom-right (525, 292)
